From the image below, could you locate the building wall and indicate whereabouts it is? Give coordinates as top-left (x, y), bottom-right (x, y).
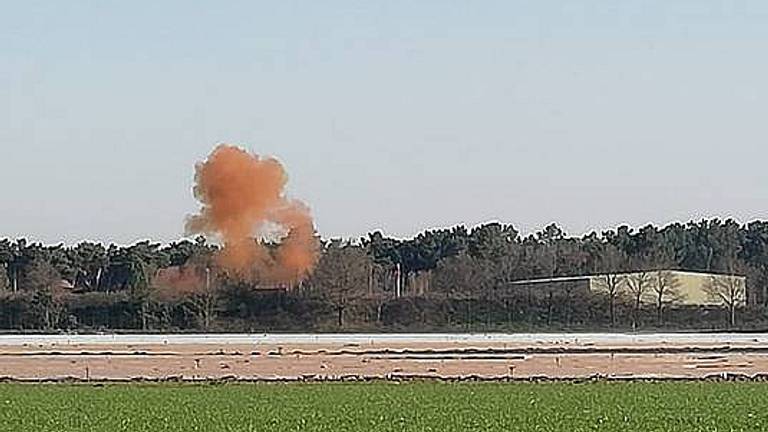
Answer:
top-left (588, 271), bottom-right (747, 307)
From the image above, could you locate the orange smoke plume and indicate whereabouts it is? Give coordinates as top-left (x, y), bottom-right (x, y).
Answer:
top-left (186, 145), bottom-right (319, 283)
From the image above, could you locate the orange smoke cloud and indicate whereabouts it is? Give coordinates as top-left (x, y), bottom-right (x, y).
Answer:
top-left (186, 145), bottom-right (319, 283)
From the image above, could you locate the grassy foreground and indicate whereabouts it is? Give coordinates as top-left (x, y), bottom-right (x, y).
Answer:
top-left (0, 381), bottom-right (766, 431)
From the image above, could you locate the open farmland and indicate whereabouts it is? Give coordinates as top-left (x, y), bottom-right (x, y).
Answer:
top-left (3, 333), bottom-right (768, 381)
top-left (0, 381), bottom-right (767, 431)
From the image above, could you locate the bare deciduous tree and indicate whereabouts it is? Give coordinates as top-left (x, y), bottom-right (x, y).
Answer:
top-left (593, 245), bottom-right (628, 327)
top-left (25, 258), bottom-right (65, 330)
top-left (365, 262), bottom-right (395, 323)
top-left (433, 252), bottom-right (493, 329)
top-left (311, 240), bottom-right (370, 328)
top-left (593, 273), bottom-right (626, 327)
top-left (704, 274), bottom-right (746, 327)
top-left (625, 268), bottom-right (653, 330)
top-left (651, 270), bottom-right (681, 325)
top-left (152, 251), bottom-right (220, 330)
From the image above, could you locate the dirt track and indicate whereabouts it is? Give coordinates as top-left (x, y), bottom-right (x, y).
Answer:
top-left (2, 333), bottom-right (768, 381)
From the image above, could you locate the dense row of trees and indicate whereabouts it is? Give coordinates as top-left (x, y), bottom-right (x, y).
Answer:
top-left (1, 218), bottom-right (767, 332)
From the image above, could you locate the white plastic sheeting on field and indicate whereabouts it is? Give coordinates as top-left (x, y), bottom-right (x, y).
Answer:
top-left (0, 333), bottom-right (766, 346)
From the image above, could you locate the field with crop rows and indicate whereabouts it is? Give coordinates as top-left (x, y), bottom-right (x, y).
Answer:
top-left (0, 381), bottom-right (765, 431)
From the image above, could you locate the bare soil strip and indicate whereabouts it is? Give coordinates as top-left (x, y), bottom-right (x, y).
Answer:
top-left (2, 333), bottom-right (768, 381)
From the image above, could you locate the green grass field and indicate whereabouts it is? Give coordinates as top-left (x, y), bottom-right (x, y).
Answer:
top-left (0, 381), bottom-right (765, 431)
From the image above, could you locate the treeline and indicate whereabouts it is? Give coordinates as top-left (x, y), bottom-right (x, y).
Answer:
top-left (1, 218), bottom-right (768, 332)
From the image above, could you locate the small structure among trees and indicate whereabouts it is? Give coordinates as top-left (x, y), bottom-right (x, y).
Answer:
top-left (511, 270), bottom-right (747, 327)
top-left (512, 270), bottom-right (746, 307)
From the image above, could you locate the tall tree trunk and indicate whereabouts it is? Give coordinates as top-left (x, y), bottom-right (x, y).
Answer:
top-left (505, 298), bottom-right (512, 327)
top-left (729, 304), bottom-right (736, 328)
top-left (656, 304), bottom-right (663, 327)
top-left (466, 301), bottom-right (472, 331)
top-left (656, 291), bottom-right (664, 326)
top-left (609, 294), bottom-right (616, 328)
top-left (632, 294), bottom-right (641, 330)
top-left (546, 292), bottom-right (554, 326)
top-left (368, 264), bottom-right (373, 295)
top-left (202, 295), bottom-right (214, 331)
top-left (485, 293), bottom-right (492, 329)
top-left (95, 267), bottom-right (102, 290)
top-left (526, 287), bottom-right (533, 324)
top-left (140, 303), bottom-right (147, 331)
top-left (337, 307), bottom-right (344, 328)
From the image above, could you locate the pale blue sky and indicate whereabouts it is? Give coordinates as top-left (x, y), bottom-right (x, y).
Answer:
top-left (2, 1), bottom-right (768, 244)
